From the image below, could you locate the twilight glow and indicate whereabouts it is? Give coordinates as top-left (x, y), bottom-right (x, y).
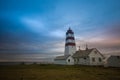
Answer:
top-left (0, 0), bottom-right (120, 62)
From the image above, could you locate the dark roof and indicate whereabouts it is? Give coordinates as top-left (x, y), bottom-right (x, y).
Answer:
top-left (72, 49), bottom-right (94, 58)
top-left (54, 55), bottom-right (70, 60)
top-left (104, 55), bottom-right (120, 61)
top-left (66, 28), bottom-right (74, 34)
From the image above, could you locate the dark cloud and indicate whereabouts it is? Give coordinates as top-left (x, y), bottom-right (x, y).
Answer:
top-left (0, 18), bottom-right (50, 50)
top-left (0, 17), bottom-right (64, 54)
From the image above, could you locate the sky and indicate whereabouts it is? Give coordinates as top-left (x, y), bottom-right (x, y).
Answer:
top-left (0, 0), bottom-right (120, 62)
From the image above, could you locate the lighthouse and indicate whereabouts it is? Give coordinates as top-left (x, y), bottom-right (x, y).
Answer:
top-left (64, 28), bottom-right (76, 56)
top-left (54, 27), bottom-right (104, 65)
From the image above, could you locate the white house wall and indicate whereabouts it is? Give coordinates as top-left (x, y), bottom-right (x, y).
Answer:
top-left (66, 56), bottom-right (74, 65)
top-left (54, 60), bottom-right (66, 65)
top-left (89, 49), bottom-right (103, 65)
top-left (74, 57), bottom-right (90, 65)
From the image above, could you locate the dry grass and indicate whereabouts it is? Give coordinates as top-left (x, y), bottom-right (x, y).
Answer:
top-left (0, 64), bottom-right (120, 80)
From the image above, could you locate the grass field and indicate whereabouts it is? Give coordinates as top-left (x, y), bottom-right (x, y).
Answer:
top-left (0, 64), bottom-right (120, 80)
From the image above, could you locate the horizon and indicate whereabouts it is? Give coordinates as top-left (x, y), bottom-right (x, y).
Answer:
top-left (0, 0), bottom-right (120, 62)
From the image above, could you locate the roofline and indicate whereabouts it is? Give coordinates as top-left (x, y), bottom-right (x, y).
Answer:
top-left (54, 58), bottom-right (66, 60)
top-left (54, 55), bottom-right (70, 60)
top-left (94, 48), bottom-right (105, 58)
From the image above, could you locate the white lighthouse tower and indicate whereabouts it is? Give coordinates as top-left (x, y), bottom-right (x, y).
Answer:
top-left (64, 27), bottom-right (76, 56)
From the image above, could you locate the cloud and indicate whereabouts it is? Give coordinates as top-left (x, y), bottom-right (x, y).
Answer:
top-left (0, 18), bottom-right (50, 51)
top-left (75, 22), bottom-right (120, 53)
top-left (21, 17), bottom-right (45, 33)
top-left (49, 29), bottom-right (65, 38)
top-left (48, 41), bottom-right (64, 53)
top-left (104, 22), bottom-right (120, 39)
top-left (0, 0), bottom-right (120, 61)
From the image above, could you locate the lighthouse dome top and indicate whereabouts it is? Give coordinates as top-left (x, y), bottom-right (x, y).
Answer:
top-left (66, 27), bottom-right (74, 34)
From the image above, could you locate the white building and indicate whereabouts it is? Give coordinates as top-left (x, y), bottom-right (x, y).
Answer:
top-left (64, 27), bottom-right (76, 56)
top-left (72, 48), bottom-right (104, 65)
top-left (54, 28), bottom-right (76, 65)
top-left (54, 28), bottom-right (104, 66)
top-left (104, 55), bottom-right (120, 67)
top-left (54, 55), bottom-right (74, 65)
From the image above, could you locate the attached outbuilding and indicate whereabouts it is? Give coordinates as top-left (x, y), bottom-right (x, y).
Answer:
top-left (104, 55), bottom-right (120, 67)
top-left (54, 55), bottom-right (74, 65)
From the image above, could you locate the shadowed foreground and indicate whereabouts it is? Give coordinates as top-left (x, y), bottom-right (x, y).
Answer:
top-left (0, 64), bottom-right (120, 80)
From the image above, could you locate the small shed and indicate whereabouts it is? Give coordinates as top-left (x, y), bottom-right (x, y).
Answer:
top-left (104, 55), bottom-right (120, 67)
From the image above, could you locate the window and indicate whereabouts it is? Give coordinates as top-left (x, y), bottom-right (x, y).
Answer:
top-left (117, 56), bottom-right (120, 59)
top-left (92, 57), bottom-right (95, 62)
top-left (99, 58), bottom-right (102, 62)
top-left (84, 57), bottom-right (86, 60)
top-left (74, 58), bottom-right (79, 62)
top-left (68, 59), bottom-right (70, 62)
top-left (74, 59), bottom-right (76, 62)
